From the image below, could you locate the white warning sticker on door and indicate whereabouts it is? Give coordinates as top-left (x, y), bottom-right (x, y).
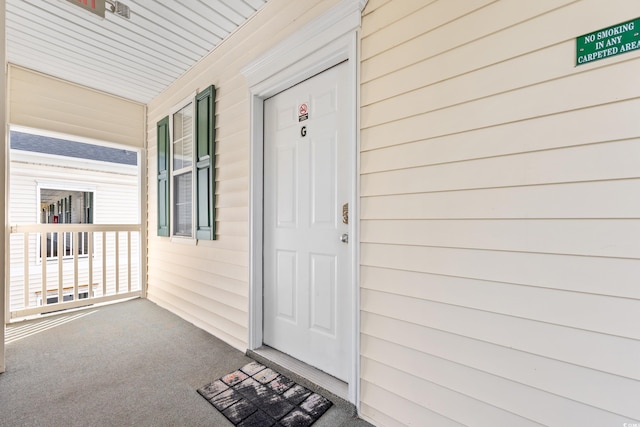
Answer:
top-left (298, 103), bottom-right (309, 122)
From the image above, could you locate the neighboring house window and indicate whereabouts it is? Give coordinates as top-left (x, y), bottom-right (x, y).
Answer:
top-left (37, 288), bottom-right (90, 306)
top-left (157, 85), bottom-right (216, 240)
top-left (40, 189), bottom-right (94, 258)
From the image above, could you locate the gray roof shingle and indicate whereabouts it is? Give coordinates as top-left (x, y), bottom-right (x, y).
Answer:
top-left (10, 131), bottom-right (138, 166)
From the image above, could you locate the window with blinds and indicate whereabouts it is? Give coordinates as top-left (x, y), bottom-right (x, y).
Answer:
top-left (172, 102), bottom-right (194, 237)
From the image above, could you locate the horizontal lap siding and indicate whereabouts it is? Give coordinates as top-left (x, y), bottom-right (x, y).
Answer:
top-left (8, 66), bottom-right (145, 148)
top-left (360, 0), bottom-right (640, 425)
top-left (9, 158), bottom-right (139, 311)
top-left (145, 0), bottom-right (341, 351)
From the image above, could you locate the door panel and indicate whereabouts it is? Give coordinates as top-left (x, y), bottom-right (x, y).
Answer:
top-left (276, 145), bottom-right (297, 227)
top-left (263, 61), bottom-right (351, 380)
top-left (311, 133), bottom-right (337, 227)
top-left (310, 253), bottom-right (337, 335)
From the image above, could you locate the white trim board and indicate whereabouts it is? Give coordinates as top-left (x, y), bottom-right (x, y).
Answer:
top-left (11, 151), bottom-right (138, 176)
top-left (242, 0), bottom-right (365, 406)
top-left (1, 0), bottom-right (7, 370)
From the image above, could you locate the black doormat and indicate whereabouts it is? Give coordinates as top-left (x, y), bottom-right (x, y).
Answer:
top-left (198, 361), bottom-right (332, 427)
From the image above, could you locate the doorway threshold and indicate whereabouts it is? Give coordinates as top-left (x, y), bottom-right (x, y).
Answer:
top-left (247, 346), bottom-right (351, 410)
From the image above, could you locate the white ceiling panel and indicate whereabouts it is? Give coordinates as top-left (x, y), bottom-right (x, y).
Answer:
top-left (6, 0), bottom-right (268, 103)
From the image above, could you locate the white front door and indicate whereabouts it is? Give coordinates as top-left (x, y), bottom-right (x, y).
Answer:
top-left (263, 61), bottom-right (351, 381)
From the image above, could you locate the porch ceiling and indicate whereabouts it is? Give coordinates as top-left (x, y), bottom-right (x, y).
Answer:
top-left (5, 0), bottom-right (268, 104)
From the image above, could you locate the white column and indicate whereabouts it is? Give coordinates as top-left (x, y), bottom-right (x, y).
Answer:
top-left (1, 0), bottom-right (7, 373)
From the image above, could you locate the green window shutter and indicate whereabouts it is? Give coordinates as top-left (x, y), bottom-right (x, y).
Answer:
top-left (88, 192), bottom-right (94, 224)
top-left (157, 116), bottom-right (170, 237)
top-left (195, 85), bottom-right (216, 240)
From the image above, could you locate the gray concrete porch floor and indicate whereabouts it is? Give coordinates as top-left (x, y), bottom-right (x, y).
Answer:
top-left (0, 298), bottom-right (370, 427)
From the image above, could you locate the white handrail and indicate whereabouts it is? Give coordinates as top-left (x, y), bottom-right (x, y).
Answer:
top-left (8, 224), bottom-right (142, 319)
top-left (11, 224), bottom-right (141, 233)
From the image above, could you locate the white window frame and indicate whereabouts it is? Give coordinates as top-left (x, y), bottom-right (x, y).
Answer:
top-left (37, 287), bottom-right (91, 306)
top-left (168, 92), bottom-right (197, 241)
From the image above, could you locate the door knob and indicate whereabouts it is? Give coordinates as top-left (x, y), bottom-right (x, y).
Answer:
top-left (340, 233), bottom-right (349, 243)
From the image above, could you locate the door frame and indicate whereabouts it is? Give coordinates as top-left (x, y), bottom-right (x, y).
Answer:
top-left (242, 0), bottom-right (365, 405)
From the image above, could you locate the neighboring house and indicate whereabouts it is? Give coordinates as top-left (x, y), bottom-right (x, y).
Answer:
top-left (3, 1), bottom-right (640, 426)
top-left (8, 131), bottom-right (140, 314)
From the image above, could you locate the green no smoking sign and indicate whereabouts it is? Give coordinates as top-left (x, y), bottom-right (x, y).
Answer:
top-left (576, 17), bottom-right (640, 65)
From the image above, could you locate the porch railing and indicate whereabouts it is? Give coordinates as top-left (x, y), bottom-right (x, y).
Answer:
top-left (8, 224), bottom-right (142, 319)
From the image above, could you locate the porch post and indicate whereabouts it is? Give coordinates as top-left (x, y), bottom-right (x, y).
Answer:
top-left (1, 0), bottom-right (7, 373)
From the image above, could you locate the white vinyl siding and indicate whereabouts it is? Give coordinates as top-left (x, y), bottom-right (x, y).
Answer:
top-left (8, 151), bottom-right (139, 312)
top-left (8, 65), bottom-right (145, 148)
top-left (360, 0), bottom-right (640, 426)
top-left (146, 0), bottom-right (343, 351)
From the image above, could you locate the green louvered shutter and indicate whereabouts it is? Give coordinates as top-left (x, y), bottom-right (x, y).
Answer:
top-left (157, 116), bottom-right (170, 237)
top-left (195, 85), bottom-right (216, 240)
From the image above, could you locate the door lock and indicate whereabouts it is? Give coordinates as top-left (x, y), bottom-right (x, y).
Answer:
top-left (340, 233), bottom-right (349, 243)
top-left (342, 203), bottom-right (349, 225)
